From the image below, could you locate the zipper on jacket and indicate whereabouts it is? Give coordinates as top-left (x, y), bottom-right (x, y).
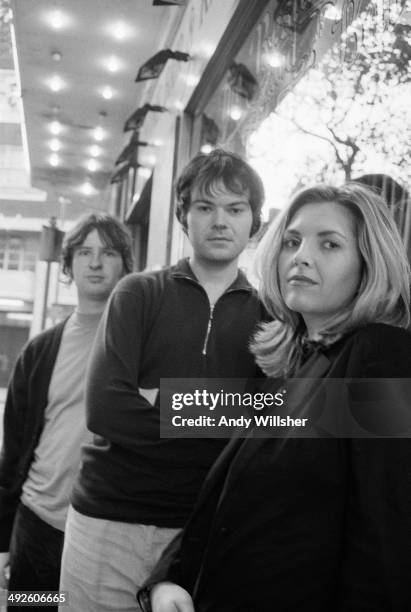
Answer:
top-left (202, 304), bottom-right (215, 356)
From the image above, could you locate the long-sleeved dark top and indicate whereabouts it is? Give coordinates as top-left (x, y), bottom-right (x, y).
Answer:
top-left (0, 321), bottom-right (66, 551)
top-left (72, 258), bottom-right (265, 527)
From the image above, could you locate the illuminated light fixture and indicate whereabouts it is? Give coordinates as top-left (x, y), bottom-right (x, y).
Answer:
top-left (80, 181), bottom-right (97, 196)
top-left (49, 153), bottom-right (60, 167)
top-left (153, 0), bottom-right (186, 5)
top-left (93, 126), bottom-right (105, 141)
top-left (89, 144), bottom-right (102, 157)
top-left (123, 104), bottom-right (167, 132)
top-left (323, 4), bottom-right (342, 20)
top-left (51, 50), bottom-right (62, 62)
top-left (111, 21), bottom-right (130, 40)
top-left (7, 313), bottom-right (33, 322)
top-left (229, 106), bottom-right (242, 121)
top-left (174, 100), bottom-right (184, 112)
top-left (0, 298), bottom-right (25, 307)
top-left (49, 121), bottom-right (62, 135)
top-left (47, 9), bottom-right (67, 29)
top-left (106, 56), bottom-right (120, 72)
top-left (48, 75), bottom-right (65, 92)
top-left (136, 49), bottom-right (190, 82)
top-left (227, 63), bottom-right (258, 101)
top-left (115, 132), bottom-right (149, 166)
top-left (87, 159), bottom-right (98, 172)
top-left (153, 138), bottom-right (163, 147)
top-left (200, 143), bottom-right (213, 154)
top-left (49, 139), bottom-right (61, 152)
top-left (101, 86), bottom-right (113, 100)
top-left (138, 167), bottom-right (152, 180)
top-left (265, 51), bottom-right (285, 68)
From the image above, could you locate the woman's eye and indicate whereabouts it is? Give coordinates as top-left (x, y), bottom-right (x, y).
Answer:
top-left (323, 240), bottom-right (339, 249)
top-left (283, 238), bottom-right (299, 248)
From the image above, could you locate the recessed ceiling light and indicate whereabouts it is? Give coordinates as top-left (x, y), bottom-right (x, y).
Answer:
top-left (106, 56), bottom-right (121, 72)
top-left (51, 50), bottom-right (62, 62)
top-left (86, 159), bottom-right (98, 172)
top-left (49, 139), bottom-right (61, 152)
top-left (49, 121), bottom-right (62, 135)
top-left (101, 86), bottom-right (113, 100)
top-left (48, 75), bottom-right (65, 92)
top-left (47, 10), bottom-right (66, 30)
top-left (112, 21), bottom-right (130, 40)
top-left (89, 145), bottom-right (102, 157)
top-left (49, 153), bottom-right (60, 167)
top-left (93, 127), bottom-right (105, 141)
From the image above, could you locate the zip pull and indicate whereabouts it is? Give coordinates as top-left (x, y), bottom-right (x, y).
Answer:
top-left (202, 304), bottom-right (214, 356)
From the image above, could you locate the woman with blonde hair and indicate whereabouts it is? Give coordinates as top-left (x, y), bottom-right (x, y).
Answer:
top-left (139, 183), bottom-right (411, 612)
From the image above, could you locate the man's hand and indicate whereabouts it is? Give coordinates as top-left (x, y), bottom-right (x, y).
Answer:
top-left (0, 552), bottom-right (10, 589)
top-left (151, 582), bottom-right (195, 612)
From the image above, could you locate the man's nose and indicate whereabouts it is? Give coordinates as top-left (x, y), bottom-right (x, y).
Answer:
top-left (212, 208), bottom-right (228, 228)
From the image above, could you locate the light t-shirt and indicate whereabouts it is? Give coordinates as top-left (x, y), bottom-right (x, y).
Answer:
top-left (21, 311), bottom-right (102, 531)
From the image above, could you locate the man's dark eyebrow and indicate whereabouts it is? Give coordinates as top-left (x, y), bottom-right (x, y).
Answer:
top-left (191, 198), bottom-right (249, 206)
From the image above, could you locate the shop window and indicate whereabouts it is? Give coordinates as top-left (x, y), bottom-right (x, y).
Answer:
top-left (195, 0), bottom-right (410, 250)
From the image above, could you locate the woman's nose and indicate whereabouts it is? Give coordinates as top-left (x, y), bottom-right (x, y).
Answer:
top-left (292, 242), bottom-right (313, 266)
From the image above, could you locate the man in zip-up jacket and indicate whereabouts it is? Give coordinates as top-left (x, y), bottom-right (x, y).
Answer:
top-left (60, 149), bottom-right (266, 611)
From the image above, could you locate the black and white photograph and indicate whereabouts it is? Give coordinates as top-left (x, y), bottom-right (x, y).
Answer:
top-left (0, 1), bottom-right (410, 610)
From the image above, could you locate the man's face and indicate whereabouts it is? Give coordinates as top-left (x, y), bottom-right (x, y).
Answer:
top-left (186, 180), bottom-right (253, 265)
top-left (71, 229), bottom-right (124, 302)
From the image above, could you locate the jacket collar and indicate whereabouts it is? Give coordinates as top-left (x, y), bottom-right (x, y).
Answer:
top-left (171, 257), bottom-right (253, 293)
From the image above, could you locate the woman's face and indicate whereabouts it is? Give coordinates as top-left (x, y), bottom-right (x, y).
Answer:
top-left (278, 201), bottom-right (362, 337)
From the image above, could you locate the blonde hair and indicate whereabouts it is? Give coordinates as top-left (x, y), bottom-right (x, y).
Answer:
top-left (251, 183), bottom-right (411, 377)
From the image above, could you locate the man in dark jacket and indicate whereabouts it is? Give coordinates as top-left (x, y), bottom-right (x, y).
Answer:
top-left (59, 149), bottom-right (266, 611)
top-left (0, 213), bottom-right (133, 607)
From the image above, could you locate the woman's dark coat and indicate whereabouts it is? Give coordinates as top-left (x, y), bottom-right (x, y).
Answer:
top-left (146, 323), bottom-right (411, 612)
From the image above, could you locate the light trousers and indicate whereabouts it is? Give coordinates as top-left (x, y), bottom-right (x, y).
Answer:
top-left (59, 506), bottom-right (180, 612)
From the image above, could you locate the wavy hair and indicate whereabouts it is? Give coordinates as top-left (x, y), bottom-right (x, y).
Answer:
top-left (175, 148), bottom-right (264, 237)
top-left (251, 183), bottom-right (411, 377)
top-left (61, 213), bottom-right (134, 279)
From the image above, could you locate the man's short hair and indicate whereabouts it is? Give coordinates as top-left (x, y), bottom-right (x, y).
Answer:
top-left (61, 213), bottom-right (134, 278)
top-left (175, 148), bottom-right (264, 237)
